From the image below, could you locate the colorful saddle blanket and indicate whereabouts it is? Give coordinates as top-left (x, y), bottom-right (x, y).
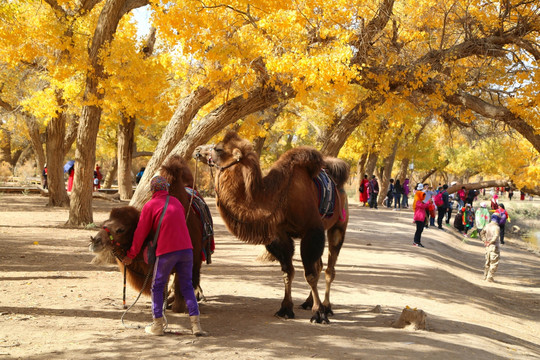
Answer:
top-left (313, 169), bottom-right (336, 218)
top-left (185, 187), bottom-right (215, 261)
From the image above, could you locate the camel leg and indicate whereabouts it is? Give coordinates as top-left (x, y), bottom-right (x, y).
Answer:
top-left (265, 232), bottom-right (295, 319)
top-left (322, 225), bottom-right (345, 316)
top-left (301, 226), bottom-right (327, 323)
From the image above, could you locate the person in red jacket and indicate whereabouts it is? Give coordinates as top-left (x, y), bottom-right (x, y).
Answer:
top-left (122, 176), bottom-right (206, 336)
top-left (413, 191), bottom-right (430, 248)
top-left (359, 174), bottom-right (370, 206)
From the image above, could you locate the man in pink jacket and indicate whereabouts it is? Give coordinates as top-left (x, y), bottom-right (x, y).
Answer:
top-left (123, 176), bottom-right (206, 336)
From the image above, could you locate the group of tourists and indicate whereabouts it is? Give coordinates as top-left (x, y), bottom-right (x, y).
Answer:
top-left (403, 182), bottom-right (510, 283)
top-left (453, 200), bottom-right (509, 244)
top-left (358, 175), bottom-right (410, 210)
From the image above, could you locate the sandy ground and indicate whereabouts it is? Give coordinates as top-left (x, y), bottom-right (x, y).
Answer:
top-left (0, 193), bottom-right (539, 360)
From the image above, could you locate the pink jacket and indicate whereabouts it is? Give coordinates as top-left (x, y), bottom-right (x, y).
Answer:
top-left (126, 191), bottom-right (192, 259)
top-left (413, 201), bottom-right (429, 222)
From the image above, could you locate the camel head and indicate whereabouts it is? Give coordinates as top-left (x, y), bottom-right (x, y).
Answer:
top-left (89, 206), bottom-right (140, 265)
top-left (193, 131), bottom-right (250, 169)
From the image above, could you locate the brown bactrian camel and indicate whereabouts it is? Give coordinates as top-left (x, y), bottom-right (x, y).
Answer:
top-left (90, 155), bottom-right (214, 313)
top-left (194, 131), bottom-right (349, 324)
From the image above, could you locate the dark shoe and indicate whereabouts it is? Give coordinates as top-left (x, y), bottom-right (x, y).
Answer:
top-left (438, 226), bottom-right (443, 229)
top-left (413, 242), bottom-right (425, 248)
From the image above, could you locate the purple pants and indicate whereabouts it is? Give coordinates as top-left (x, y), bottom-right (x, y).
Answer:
top-left (151, 249), bottom-right (199, 318)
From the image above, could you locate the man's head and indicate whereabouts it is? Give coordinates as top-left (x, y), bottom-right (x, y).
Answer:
top-left (443, 184), bottom-right (448, 190)
top-left (150, 176), bottom-right (169, 193)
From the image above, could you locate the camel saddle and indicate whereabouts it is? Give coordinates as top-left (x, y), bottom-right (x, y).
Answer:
top-left (313, 169), bottom-right (336, 218)
top-left (185, 187), bottom-right (215, 262)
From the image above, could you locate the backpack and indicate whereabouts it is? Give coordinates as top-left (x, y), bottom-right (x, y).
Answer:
top-left (434, 192), bottom-right (444, 207)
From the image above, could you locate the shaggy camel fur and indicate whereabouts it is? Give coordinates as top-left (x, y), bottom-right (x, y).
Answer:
top-left (195, 131), bottom-right (349, 324)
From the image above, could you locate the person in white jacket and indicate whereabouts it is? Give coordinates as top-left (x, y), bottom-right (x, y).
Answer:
top-left (480, 214), bottom-right (501, 282)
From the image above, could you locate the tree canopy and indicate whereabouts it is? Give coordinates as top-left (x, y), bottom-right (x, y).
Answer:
top-left (0, 0), bottom-right (538, 223)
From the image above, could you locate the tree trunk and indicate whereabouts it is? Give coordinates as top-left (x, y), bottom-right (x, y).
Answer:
top-left (365, 152), bottom-right (378, 178)
top-left (420, 160), bottom-right (450, 184)
top-left (0, 128), bottom-right (13, 165)
top-left (320, 94), bottom-right (383, 157)
top-left (447, 179), bottom-right (512, 195)
top-left (103, 158), bottom-right (117, 189)
top-left (117, 116), bottom-right (135, 200)
top-left (68, 0), bottom-right (147, 225)
top-left (129, 86), bottom-right (215, 209)
top-left (24, 116), bottom-right (46, 185)
top-left (396, 157), bottom-right (410, 182)
top-left (378, 139), bottom-right (399, 205)
top-left (356, 152), bottom-right (368, 197)
top-left (46, 116), bottom-right (70, 207)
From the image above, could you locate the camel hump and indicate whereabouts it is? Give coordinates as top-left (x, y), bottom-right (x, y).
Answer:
top-left (110, 206), bottom-right (140, 225)
top-left (323, 157), bottom-right (350, 188)
top-left (277, 147), bottom-right (324, 178)
top-left (161, 155), bottom-right (194, 185)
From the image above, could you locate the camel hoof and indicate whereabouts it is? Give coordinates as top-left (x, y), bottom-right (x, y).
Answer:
top-left (310, 312), bottom-right (330, 324)
top-left (274, 308), bottom-right (295, 319)
top-left (324, 307), bottom-right (334, 316)
top-left (300, 301), bottom-right (312, 310)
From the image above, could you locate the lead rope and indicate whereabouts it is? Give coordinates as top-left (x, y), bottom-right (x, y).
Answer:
top-left (185, 159), bottom-right (199, 223)
top-left (120, 264), bottom-right (155, 329)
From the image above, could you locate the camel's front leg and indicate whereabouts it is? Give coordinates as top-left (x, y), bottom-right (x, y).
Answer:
top-left (266, 234), bottom-right (295, 319)
top-left (322, 226), bottom-right (346, 316)
top-left (301, 227), bottom-right (327, 323)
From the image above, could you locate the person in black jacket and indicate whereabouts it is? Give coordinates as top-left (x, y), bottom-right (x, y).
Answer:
top-left (437, 184), bottom-right (450, 229)
top-left (386, 179), bottom-right (395, 208)
top-left (466, 188), bottom-right (478, 207)
top-left (393, 179), bottom-right (402, 210)
top-left (368, 175), bottom-right (379, 209)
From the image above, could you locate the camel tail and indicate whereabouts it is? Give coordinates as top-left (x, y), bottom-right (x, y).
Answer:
top-left (324, 157), bottom-right (350, 188)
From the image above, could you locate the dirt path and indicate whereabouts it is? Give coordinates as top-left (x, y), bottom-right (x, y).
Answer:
top-left (0, 194), bottom-right (539, 359)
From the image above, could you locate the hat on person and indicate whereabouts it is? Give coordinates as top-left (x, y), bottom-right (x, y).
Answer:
top-left (480, 202), bottom-right (487, 208)
top-left (417, 184), bottom-right (424, 191)
top-left (150, 176), bottom-right (169, 193)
